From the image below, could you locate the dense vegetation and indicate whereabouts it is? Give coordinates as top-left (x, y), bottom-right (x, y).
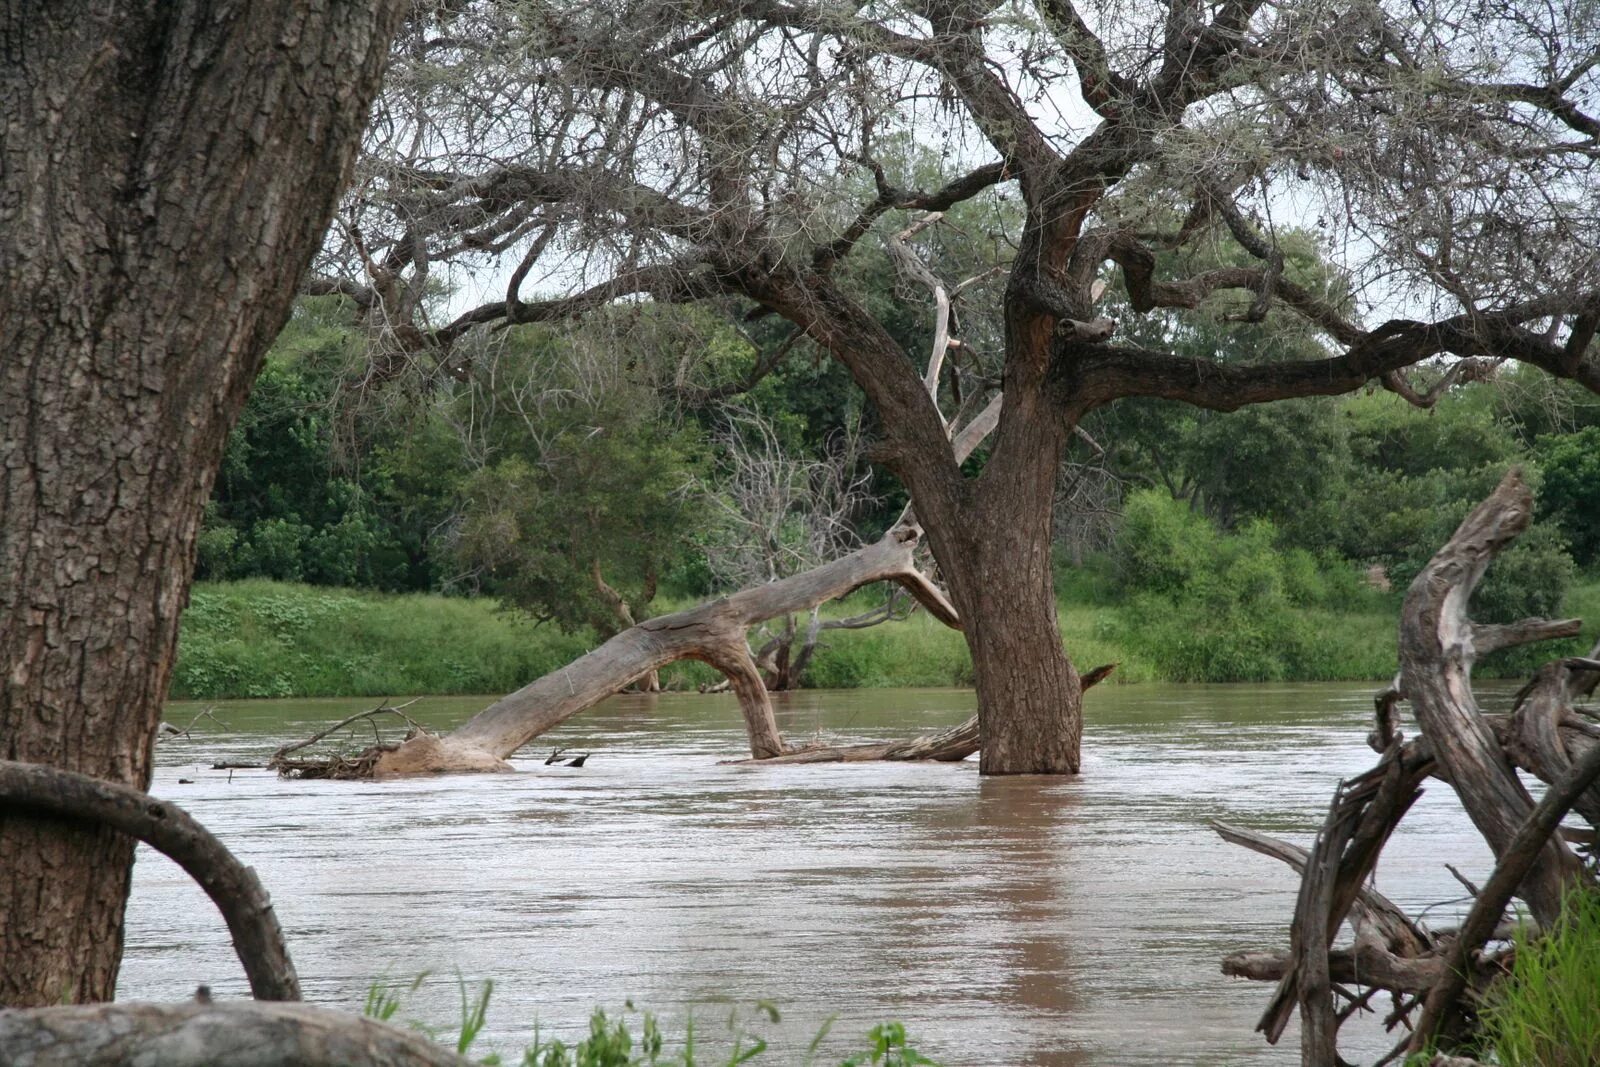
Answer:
top-left (181, 276), bottom-right (1600, 698)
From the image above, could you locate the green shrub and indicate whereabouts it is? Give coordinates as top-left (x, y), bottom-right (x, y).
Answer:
top-left (1479, 887), bottom-right (1600, 1067)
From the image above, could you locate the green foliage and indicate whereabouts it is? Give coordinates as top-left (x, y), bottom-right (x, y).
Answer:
top-left (172, 581), bottom-right (593, 700)
top-left (1535, 425), bottom-right (1600, 567)
top-left (199, 299), bottom-right (448, 591)
top-left (1479, 888), bottom-right (1600, 1067)
top-left (456, 423), bottom-right (706, 635)
top-left (1101, 490), bottom-right (1391, 682)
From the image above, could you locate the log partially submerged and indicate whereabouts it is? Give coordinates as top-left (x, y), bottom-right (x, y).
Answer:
top-left (290, 516), bottom-right (969, 777)
top-left (269, 218), bottom-right (1042, 779)
top-left (0, 1002), bottom-right (472, 1067)
top-left (276, 396), bottom-right (1009, 778)
top-left (1218, 470), bottom-right (1600, 1065)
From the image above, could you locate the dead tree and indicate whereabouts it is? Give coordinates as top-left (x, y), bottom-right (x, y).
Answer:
top-left (703, 407), bottom-right (893, 692)
top-left (1218, 470), bottom-right (1600, 1065)
top-left (278, 215), bottom-right (1024, 777)
top-left (278, 395), bottom-right (1003, 777)
top-left (317, 0), bottom-right (1600, 776)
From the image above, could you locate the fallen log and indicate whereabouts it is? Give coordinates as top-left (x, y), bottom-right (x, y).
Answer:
top-left (745, 662), bottom-right (1116, 765)
top-left (0, 1002), bottom-right (471, 1067)
top-left (275, 397), bottom-right (1008, 778)
top-left (0, 760), bottom-right (299, 1002)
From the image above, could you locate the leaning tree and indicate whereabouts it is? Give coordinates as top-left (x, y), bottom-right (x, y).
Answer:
top-left (0, 1), bottom-right (407, 1006)
top-left (314, 0), bottom-right (1600, 775)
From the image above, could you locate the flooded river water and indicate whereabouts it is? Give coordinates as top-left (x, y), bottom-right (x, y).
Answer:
top-left (124, 684), bottom-right (1501, 1065)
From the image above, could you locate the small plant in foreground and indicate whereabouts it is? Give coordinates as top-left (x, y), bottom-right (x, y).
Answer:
top-left (364, 978), bottom-right (940, 1066)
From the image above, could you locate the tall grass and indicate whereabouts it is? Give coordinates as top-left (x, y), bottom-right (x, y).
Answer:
top-left (1478, 887), bottom-right (1600, 1067)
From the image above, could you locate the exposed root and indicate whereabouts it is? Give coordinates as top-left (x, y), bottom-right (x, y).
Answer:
top-left (0, 760), bottom-right (300, 1000)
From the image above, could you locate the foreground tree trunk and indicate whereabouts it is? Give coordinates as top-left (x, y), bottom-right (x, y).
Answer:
top-left (0, 1), bottom-right (404, 1006)
top-left (0, 1003), bottom-right (475, 1067)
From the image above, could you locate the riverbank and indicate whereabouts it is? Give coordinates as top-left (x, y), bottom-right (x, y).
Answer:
top-left (170, 578), bottom-right (1600, 700)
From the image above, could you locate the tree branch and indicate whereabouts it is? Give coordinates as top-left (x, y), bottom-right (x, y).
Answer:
top-left (0, 760), bottom-right (300, 1002)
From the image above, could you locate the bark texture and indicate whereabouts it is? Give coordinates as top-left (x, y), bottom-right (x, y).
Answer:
top-left (0, 0), bottom-right (405, 1006)
top-left (0, 1002), bottom-right (473, 1067)
top-left (1218, 471), bottom-right (1600, 1064)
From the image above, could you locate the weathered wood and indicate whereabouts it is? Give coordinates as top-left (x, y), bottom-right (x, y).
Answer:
top-left (1397, 468), bottom-right (1583, 926)
top-left (751, 714), bottom-right (980, 765)
top-left (1406, 735), bottom-right (1600, 1056)
top-left (1221, 942), bottom-right (1445, 995)
top-left (0, 761), bottom-right (298, 1002)
top-left (1506, 656), bottom-right (1600, 830)
top-left (347, 390), bottom-right (1002, 776)
top-left (363, 523), bottom-right (958, 775)
top-left (0, 1002), bottom-right (471, 1067)
top-left (748, 662), bottom-right (1115, 765)
top-left (1211, 820), bottom-right (1430, 957)
top-left (1253, 745), bottom-right (1429, 1049)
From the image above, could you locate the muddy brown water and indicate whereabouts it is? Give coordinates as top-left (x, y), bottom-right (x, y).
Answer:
top-left (125, 685), bottom-right (1502, 1065)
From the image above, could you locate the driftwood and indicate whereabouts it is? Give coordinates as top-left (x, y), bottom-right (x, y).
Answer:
top-left (1405, 736), bottom-right (1600, 1055)
top-left (1219, 470), bottom-right (1600, 1065)
top-left (0, 1002), bottom-right (472, 1067)
top-left (280, 240), bottom-right (1024, 778)
top-left (0, 760), bottom-right (299, 1002)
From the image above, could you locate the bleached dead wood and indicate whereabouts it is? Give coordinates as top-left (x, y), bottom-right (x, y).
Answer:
top-left (0, 1003), bottom-right (471, 1067)
top-left (284, 220), bottom-right (1016, 779)
top-left (1397, 469), bottom-right (1589, 925)
top-left (1219, 470), bottom-right (1599, 1064)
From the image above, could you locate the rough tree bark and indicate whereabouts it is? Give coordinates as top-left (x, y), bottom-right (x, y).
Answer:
top-left (0, 761), bottom-right (300, 1002)
top-left (0, 1), bottom-right (405, 1006)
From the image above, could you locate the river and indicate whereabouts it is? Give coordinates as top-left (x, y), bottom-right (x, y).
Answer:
top-left (123, 684), bottom-right (1498, 1065)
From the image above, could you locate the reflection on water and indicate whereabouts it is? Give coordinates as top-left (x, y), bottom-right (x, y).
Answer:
top-left (123, 685), bottom-right (1496, 1065)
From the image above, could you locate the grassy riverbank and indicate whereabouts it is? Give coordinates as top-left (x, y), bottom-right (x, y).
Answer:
top-left (170, 578), bottom-right (1600, 701)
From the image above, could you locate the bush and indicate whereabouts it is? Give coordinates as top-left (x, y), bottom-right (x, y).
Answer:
top-left (1102, 491), bottom-right (1393, 682)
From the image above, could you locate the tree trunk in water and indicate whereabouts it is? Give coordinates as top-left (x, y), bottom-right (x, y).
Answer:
top-left (964, 562), bottom-right (1082, 775)
top-left (935, 396), bottom-right (1081, 776)
top-left (0, 1), bottom-right (403, 1006)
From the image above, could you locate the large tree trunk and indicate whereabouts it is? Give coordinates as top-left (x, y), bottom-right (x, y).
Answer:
top-left (0, 1), bottom-right (404, 1006)
top-left (933, 385), bottom-right (1081, 775)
